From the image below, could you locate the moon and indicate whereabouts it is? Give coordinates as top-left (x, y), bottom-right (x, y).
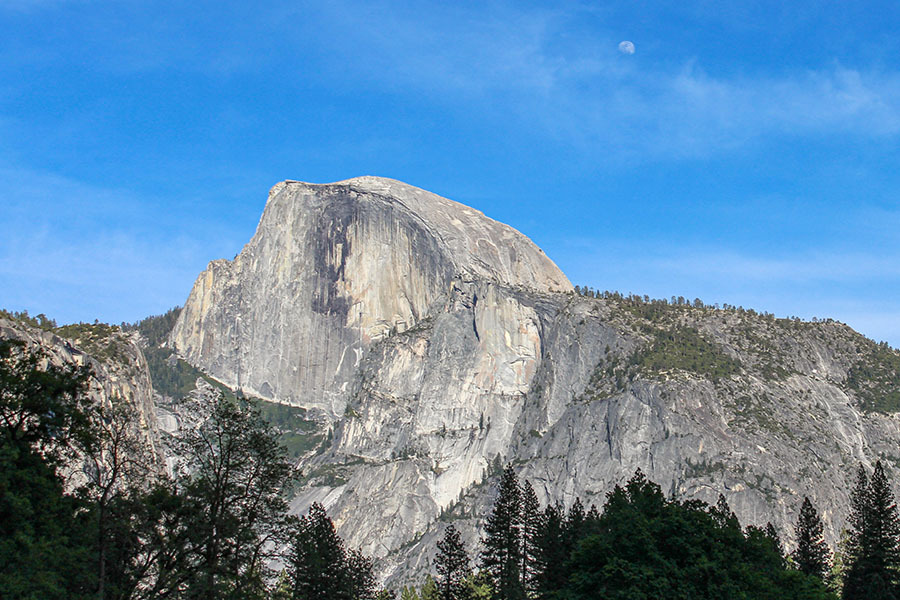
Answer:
top-left (618, 40), bottom-right (635, 55)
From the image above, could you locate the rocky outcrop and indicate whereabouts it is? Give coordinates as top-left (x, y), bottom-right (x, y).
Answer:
top-left (171, 177), bottom-right (900, 585)
top-left (0, 318), bottom-right (162, 480)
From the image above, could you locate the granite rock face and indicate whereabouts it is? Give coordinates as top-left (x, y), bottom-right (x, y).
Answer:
top-left (172, 177), bottom-right (570, 416)
top-left (172, 177), bottom-right (900, 585)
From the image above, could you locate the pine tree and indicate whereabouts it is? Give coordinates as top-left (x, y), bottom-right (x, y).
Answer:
top-left (480, 464), bottom-right (524, 600)
top-left (792, 497), bottom-right (831, 582)
top-left (868, 462), bottom-right (900, 575)
top-left (765, 521), bottom-right (786, 566)
top-left (565, 497), bottom-right (586, 541)
top-left (288, 503), bottom-right (350, 600)
top-left (843, 461), bottom-right (900, 600)
top-left (400, 586), bottom-right (421, 600)
top-left (558, 495), bottom-right (587, 577)
top-left (713, 494), bottom-right (740, 531)
top-left (532, 503), bottom-right (566, 599)
top-left (435, 524), bottom-right (471, 600)
top-left (421, 575), bottom-right (440, 600)
top-left (346, 548), bottom-right (377, 600)
top-left (520, 480), bottom-right (541, 595)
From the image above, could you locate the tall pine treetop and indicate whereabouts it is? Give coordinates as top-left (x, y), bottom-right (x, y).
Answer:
top-left (792, 497), bottom-right (831, 582)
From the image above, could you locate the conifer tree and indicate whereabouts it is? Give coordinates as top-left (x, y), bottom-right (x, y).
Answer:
top-left (346, 548), bottom-right (378, 600)
top-left (713, 494), bottom-right (740, 531)
top-left (421, 575), bottom-right (440, 600)
top-left (765, 521), bottom-right (786, 566)
top-left (532, 503), bottom-right (566, 599)
top-left (585, 504), bottom-right (600, 528)
top-left (565, 497), bottom-right (586, 541)
top-left (435, 524), bottom-right (471, 600)
top-left (288, 503), bottom-right (350, 600)
top-left (400, 586), bottom-right (421, 600)
top-left (792, 497), bottom-right (832, 582)
top-left (480, 464), bottom-right (524, 600)
top-left (520, 480), bottom-right (541, 595)
top-left (843, 461), bottom-right (900, 600)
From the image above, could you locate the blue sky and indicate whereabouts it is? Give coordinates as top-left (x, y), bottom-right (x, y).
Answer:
top-left (2, 1), bottom-right (899, 345)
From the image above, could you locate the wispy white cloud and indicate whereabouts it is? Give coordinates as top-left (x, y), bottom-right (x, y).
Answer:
top-left (9, 1), bottom-right (899, 159)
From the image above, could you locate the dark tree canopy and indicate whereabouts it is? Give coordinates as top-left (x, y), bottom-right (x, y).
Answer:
top-left (562, 470), bottom-right (833, 600)
top-left (0, 340), bottom-right (96, 599)
top-left (793, 497), bottom-right (832, 582)
top-left (843, 461), bottom-right (900, 600)
top-left (435, 524), bottom-right (471, 600)
top-left (532, 502), bottom-right (567, 599)
top-left (288, 502), bottom-right (377, 600)
top-left (479, 464), bottom-right (524, 600)
top-left (0, 339), bottom-right (93, 459)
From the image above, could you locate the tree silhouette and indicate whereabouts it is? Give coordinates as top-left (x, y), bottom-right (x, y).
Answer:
top-left (480, 464), bottom-right (523, 600)
top-left (843, 462), bottom-right (900, 600)
top-left (435, 524), bottom-right (471, 600)
top-left (792, 497), bottom-right (831, 582)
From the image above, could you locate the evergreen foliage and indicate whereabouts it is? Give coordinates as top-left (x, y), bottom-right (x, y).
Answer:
top-left (420, 575), bottom-right (439, 599)
top-left (471, 468), bottom-right (834, 600)
top-left (435, 524), bottom-right (471, 600)
top-left (287, 502), bottom-right (377, 600)
top-left (634, 324), bottom-right (742, 382)
top-left (532, 502), bottom-right (567, 598)
top-left (519, 480), bottom-right (541, 595)
top-left (846, 341), bottom-right (900, 413)
top-left (0, 308), bottom-right (58, 330)
top-left (766, 521), bottom-right (787, 565)
top-left (563, 470), bottom-right (832, 599)
top-left (793, 497), bottom-right (832, 582)
top-left (843, 462), bottom-right (900, 599)
top-left (126, 307), bottom-right (182, 347)
top-left (479, 464), bottom-right (524, 600)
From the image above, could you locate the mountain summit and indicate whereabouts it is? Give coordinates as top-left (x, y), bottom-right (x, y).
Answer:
top-left (172, 177), bottom-right (570, 415)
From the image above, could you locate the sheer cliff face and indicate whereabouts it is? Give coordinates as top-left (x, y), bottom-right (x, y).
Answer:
top-left (171, 177), bottom-right (571, 415)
